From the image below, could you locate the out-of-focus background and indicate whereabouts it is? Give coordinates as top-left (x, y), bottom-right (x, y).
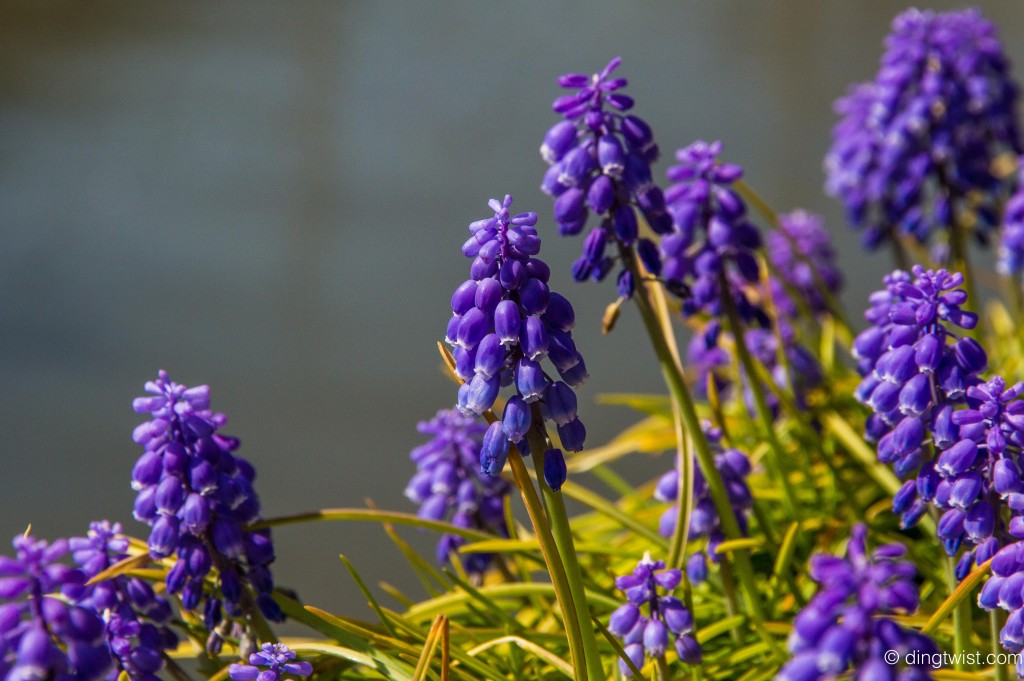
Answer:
top-left (2, 2), bottom-right (1022, 617)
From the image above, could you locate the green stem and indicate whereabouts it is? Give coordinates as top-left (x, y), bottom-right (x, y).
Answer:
top-left (666, 414), bottom-right (694, 571)
top-left (718, 270), bottom-right (802, 521)
top-left (622, 246), bottom-right (782, 659)
top-left (948, 207), bottom-right (979, 316)
top-left (505, 447), bottom-right (588, 681)
top-left (992, 609), bottom-right (1009, 681)
top-left (944, 555), bottom-right (972, 671)
top-left (655, 656), bottom-right (671, 681)
top-left (718, 561), bottom-right (742, 645)
top-left (526, 412), bottom-right (604, 681)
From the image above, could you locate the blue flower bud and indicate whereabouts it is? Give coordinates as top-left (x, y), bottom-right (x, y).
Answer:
top-left (543, 449), bottom-right (567, 491)
top-left (557, 418), bottom-right (586, 452)
top-left (540, 121), bottom-right (577, 163)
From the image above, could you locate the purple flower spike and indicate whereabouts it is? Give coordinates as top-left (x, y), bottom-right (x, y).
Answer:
top-left (131, 370), bottom-right (283, 648)
top-left (656, 422), bottom-right (752, 573)
top-left (766, 210), bottom-right (843, 319)
top-left (229, 643), bottom-right (313, 681)
top-left (541, 58), bottom-right (669, 296)
top-left (610, 553), bottom-right (700, 677)
top-left (71, 521), bottom-right (178, 680)
top-left (826, 8), bottom-right (1021, 252)
top-left (404, 409), bottom-right (509, 575)
top-left (447, 196), bottom-right (587, 476)
top-left (0, 532), bottom-right (112, 681)
top-left (780, 524), bottom-right (937, 679)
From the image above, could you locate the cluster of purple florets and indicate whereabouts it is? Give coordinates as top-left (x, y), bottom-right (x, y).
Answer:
top-left (71, 521), bottom-right (178, 681)
top-left (852, 267), bottom-right (1007, 572)
top-left (826, 8), bottom-right (1021, 250)
top-left (653, 424), bottom-right (752, 585)
top-left (0, 533), bottom-right (111, 681)
top-left (779, 525), bottom-right (937, 681)
top-left (608, 554), bottom-right (701, 677)
top-left (447, 196), bottom-right (587, 477)
top-left (131, 371), bottom-right (282, 637)
top-left (404, 409), bottom-right (510, 573)
top-left (766, 210), bottom-right (844, 320)
top-left (662, 140), bottom-right (767, 330)
top-left (229, 643), bottom-right (312, 681)
top-left (541, 57), bottom-right (669, 298)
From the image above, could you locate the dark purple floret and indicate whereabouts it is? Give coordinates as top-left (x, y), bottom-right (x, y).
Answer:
top-left (766, 210), bottom-right (843, 319)
top-left (229, 643), bottom-right (312, 681)
top-left (654, 423), bottom-right (752, 583)
top-left (779, 524), bottom-right (937, 680)
top-left (608, 553), bottom-right (700, 676)
top-left (825, 8), bottom-right (1021, 251)
top-left (447, 196), bottom-right (587, 464)
top-left (404, 409), bottom-right (509, 574)
top-left (131, 370), bottom-right (283, 650)
top-left (0, 532), bottom-right (112, 681)
top-left (541, 58), bottom-right (669, 294)
top-left (71, 521), bottom-right (177, 681)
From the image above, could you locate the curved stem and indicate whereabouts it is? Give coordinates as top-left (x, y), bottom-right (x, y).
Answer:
top-left (526, 409), bottom-right (603, 681)
top-left (621, 245), bottom-right (782, 659)
top-left (717, 270), bottom-right (801, 521)
top-left (505, 447), bottom-right (588, 681)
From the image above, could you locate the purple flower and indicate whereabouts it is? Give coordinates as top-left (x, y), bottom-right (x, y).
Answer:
top-left (131, 370), bottom-right (283, 648)
top-left (0, 532), bottom-right (112, 681)
top-left (541, 58), bottom-right (669, 294)
top-left (779, 524), bottom-right (937, 680)
top-left (229, 643), bottom-right (312, 681)
top-left (448, 196), bottom-right (587, 466)
top-left (765, 210), bottom-right (843, 319)
top-left (655, 423), bottom-right (751, 581)
top-left (662, 140), bottom-right (767, 331)
top-left (404, 409), bottom-right (510, 574)
top-left (609, 553), bottom-right (700, 677)
top-left (71, 521), bottom-right (178, 681)
top-left (852, 267), bottom-right (988, 554)
top-left (825, 8), bottom-right (1021, 251)
top-left (689, 323), bottom-right (822, 421)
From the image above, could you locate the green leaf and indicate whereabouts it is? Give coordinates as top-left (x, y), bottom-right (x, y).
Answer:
top-left (340, 554), bottom-right (400, 638)
top-left (404, 583), bottom-right (621, 623)
top-left (922, 558), bottom-right (992, 636)
top-left (410, 615), bottom-right (445, 681)
top-left (466, 635), bottom-right (574, 678)
top-left (288, 641), bottom-right (415, 681)
top-left (85, 553), bottom-right (153, 586)
top-left (256, 509), bottom-right (496, 541)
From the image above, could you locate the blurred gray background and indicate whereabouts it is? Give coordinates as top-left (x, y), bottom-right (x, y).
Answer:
top-left (3, 2), bottom-right (1023, 618)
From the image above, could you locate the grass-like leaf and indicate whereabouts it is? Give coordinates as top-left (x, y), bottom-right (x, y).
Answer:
top-left (466, 635), bottom-right (574, 678)
top-left (922, 558), bottom-right (993, 636)
top-left (256, 508), bottom-right (496, 541)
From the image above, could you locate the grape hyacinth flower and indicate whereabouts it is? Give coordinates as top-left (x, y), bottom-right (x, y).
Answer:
top-left (654, 423), bottom-right (752, 584)
top-left (448, 195), bottom-right (587, 472)
top-left (999, 160), bottom-right (1024, 278)
top-left (825, 8), bottom-right (1021, 251)
top-left (688, 323), bottom-right (823, 421)
top-left (540, 57), bottom-right (670, 297)
top-left (404, 409), bottom-right (510, 574)
top-left (941, 376), bottom-right (1024, 580)
top-left (131, 370), bottom-right (283, 648)
top-left (779, 524), bottom-right (937, 680)
top-left (0, 532), bottom-right (112, 681)
top-left (852, 267), bottom-right (985, 537)
top-left (608, 553), bottom-right (701, 677)
top-left (661, 140), bottom-right (768, 332)
top-left (229, 643), bottom-right (312, 681)
top-left (765, 210), bottom-right (844, 319)
top-left (71, 521), bottom-right (178, 681)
